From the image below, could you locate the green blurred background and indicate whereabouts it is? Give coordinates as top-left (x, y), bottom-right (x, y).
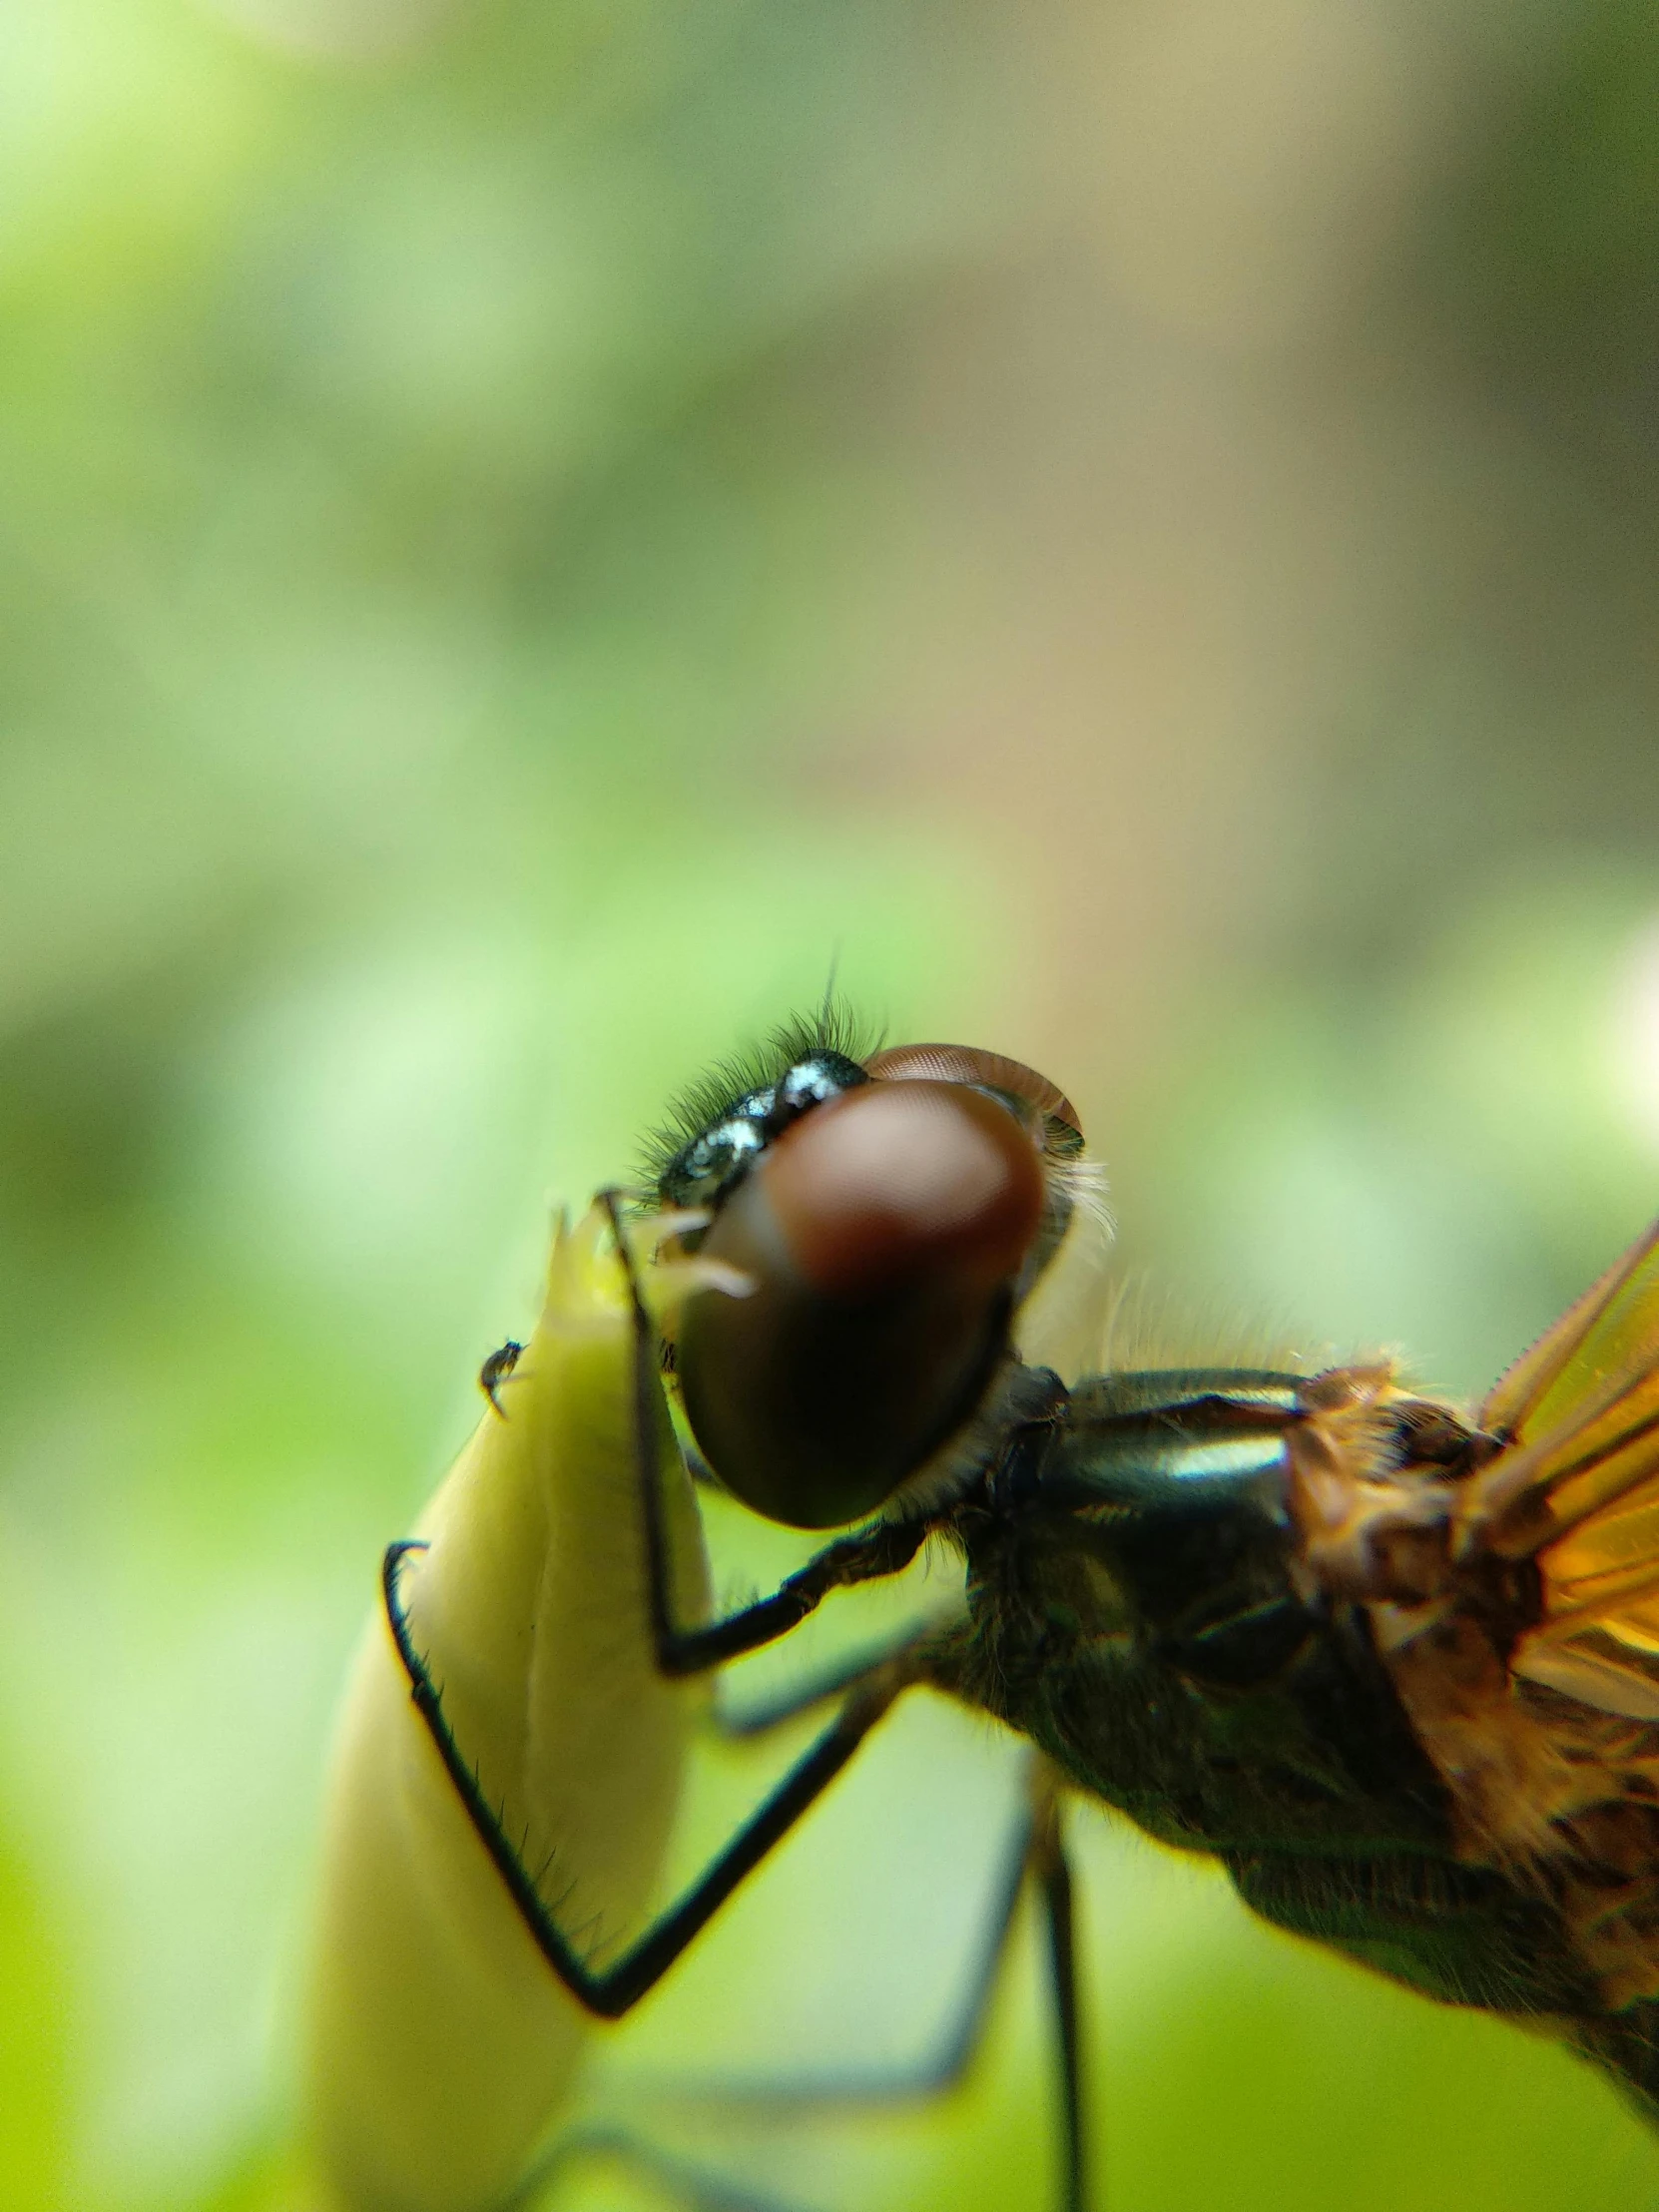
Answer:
top-left (6, 0), bottom-right (1659, 2206)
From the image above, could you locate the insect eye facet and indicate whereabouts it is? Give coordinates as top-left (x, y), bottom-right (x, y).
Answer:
top-left (863, 1044), bottom-right (1084, 1158)
top-left (676, 1077), bottom-right (1046, 1528)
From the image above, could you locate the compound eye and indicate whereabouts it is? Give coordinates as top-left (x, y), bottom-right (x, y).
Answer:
top-left (676, 1079), bottom-right (1045, 1528)
top-left (863, 1044), bottom-right (1083, 1156)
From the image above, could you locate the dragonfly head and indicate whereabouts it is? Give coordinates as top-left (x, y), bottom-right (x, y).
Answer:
top-left (659, 1038), bottom-right (1085, 1529)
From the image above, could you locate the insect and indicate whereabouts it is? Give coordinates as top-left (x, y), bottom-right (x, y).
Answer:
top-left (478, 1336), bottom-right (524, 1416)
top-left (384, 1009), bottom-right (1659, 2211)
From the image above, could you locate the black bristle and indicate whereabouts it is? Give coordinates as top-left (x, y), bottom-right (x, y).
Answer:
top-left (636, 1000), bottom-right (882, 1199)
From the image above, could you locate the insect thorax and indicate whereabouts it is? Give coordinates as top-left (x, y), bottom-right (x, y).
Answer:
top-left (948, 1466), bottom-right (1451, 1866)
top-left (931, 1369), bottom-right (1623, 2028)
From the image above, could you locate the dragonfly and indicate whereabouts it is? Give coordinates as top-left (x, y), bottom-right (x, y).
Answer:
top-left (380, 1008), bottom-right (1659, 2212)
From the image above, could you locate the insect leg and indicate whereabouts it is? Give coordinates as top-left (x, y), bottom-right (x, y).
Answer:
top-left (1031, 1772), bottom-right (1087, 2212)
top-left (590, 1756), bottom-right (1089, 2211)
top-left (385, 1538), bottom-right (921, 2020)
top-left (706, 1632), bottom-right (935, 1739)
top-left (599, 1189), bottom-right (930, 1676)
top-left (681, 1439), bottom-right (724, 1488)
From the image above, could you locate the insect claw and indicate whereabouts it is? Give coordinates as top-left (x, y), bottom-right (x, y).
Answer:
top-left (657, 1255), bottom-right (758, 1304)
top-left (650, 1207), bottom-right (714, 1247)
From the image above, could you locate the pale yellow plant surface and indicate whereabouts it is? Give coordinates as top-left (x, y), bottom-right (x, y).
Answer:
top-left (304, 1205), bottom-right (710, 2212)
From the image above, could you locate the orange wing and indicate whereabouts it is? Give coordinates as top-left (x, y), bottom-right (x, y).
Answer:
top-left (1458, 1217), bottom-right (1659, 1723)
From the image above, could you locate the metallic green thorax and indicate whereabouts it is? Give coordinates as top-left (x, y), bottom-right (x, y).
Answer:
top-left (930, 1368), bottom-right (1624, 2039)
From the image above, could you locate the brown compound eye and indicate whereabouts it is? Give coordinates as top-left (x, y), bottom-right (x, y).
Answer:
top-left (863, 1043), bottom-right (1083, 1155)
top-left (676, 1079), bottom-right (1046, 1528)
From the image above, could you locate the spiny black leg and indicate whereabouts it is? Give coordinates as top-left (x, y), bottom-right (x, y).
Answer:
top-left (1032, 1780), bottom-right (1087, 2212)
top-left (598, 1188), bottom-right (928, 1676)
top-left (699, 1761), bottom-right (1085, 2212)
top-left (658, 1514), bottom-right (927, 1676)
top-left (602, 1759), bottom-right (1090, 2210)
top-left (708, 1632), bottom-right (941, 1740)
top-left (512, 1784), bottom-right (1086, 2211)
top-left (625, 1758), bottom-right (1073, 2117)
top-left (384, 1539), bottom-right (919, 2020)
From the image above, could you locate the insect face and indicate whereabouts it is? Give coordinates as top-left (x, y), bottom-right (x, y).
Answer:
top-left (676, 1075), bottom-right (1047, 1527)
top-left (658, 1034), bottom-right (1087, 1531)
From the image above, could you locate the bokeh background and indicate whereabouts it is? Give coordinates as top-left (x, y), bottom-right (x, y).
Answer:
top-left (6, 0), bottom-right (1659, 2206)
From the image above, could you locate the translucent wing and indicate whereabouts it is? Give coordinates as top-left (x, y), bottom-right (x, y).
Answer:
top-left (1457, 1217), bottom-right (1659, 1721)
top-left (1480, 1216), bottom-right (1659, 1450)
